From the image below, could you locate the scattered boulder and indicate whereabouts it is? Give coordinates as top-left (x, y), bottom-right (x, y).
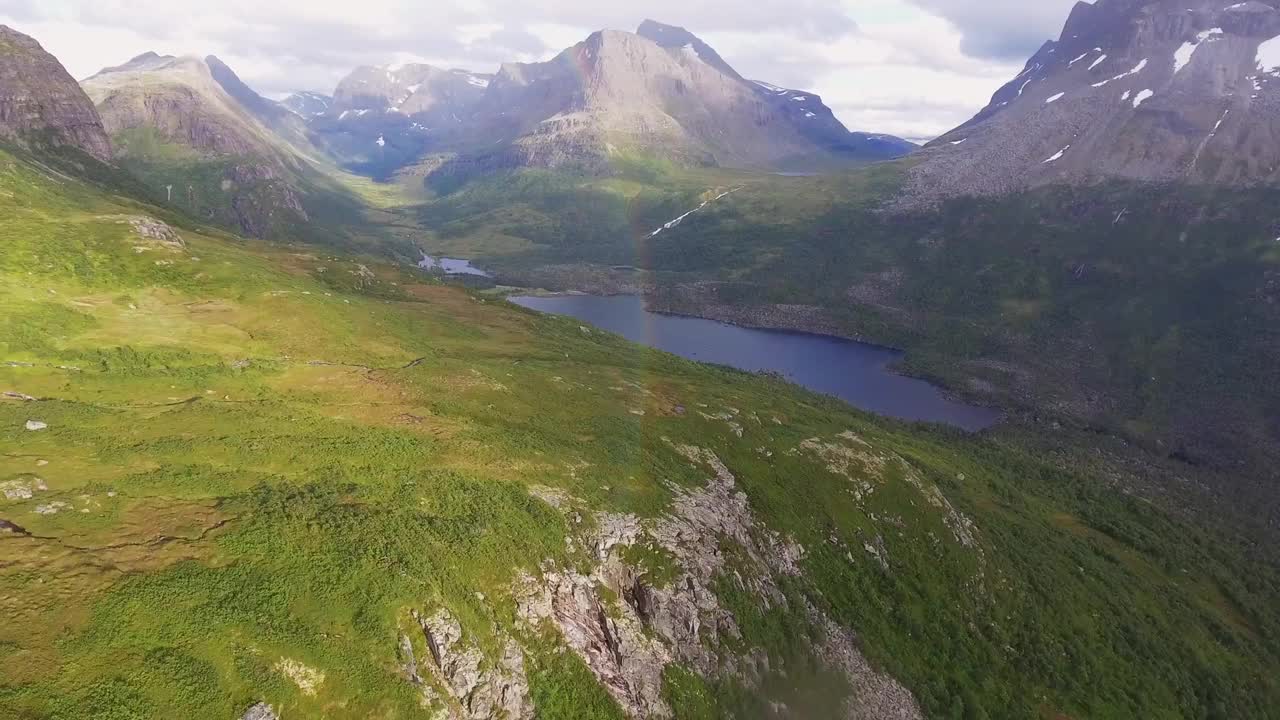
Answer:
top-left (239, 703), bottom-right (278, 720)
top-left (24, 420), bottom-right (47, 431)
top-left (121, 216), bottom-right (184, 249)
top-left (274, 658), bottom-right (324, 696)
top-left (2, 477), bottom-right (46, 500)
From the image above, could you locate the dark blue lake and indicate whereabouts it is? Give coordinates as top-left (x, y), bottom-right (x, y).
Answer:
top-left (510, 294), bottom-right (999, 431)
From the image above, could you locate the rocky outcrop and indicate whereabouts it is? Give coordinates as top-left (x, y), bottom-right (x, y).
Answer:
top-left (114, 215), bottom-right (185, 249)
top-left (239, 702), bottom-right (278, 720)
top-left (0, 25), bottom-right (112, 162)
top-left (908, 0), bottom-right (1280, 201)
top-left (515, 442), bottom-right (924, 719)
top-left (401, 608), bottom-right (532, 720)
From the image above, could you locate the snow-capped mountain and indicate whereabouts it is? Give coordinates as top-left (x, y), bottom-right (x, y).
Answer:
top-left (283, 91), bottom-right (334, 118)
top-left (330, 64), bottom-right (491, 119)
top-left (909, 0), bottom-right (1280, 200)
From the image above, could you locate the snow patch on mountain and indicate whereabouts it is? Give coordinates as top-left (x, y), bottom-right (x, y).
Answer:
top-left (1175, 28), bottom-right (1225, 75)
top-left (1042, 145), bottom-right (1070, 164)
top-left (648, 188), bottom-right (741, 237)
top-left (1259, 35), bottom-right (1280, 74)
top-left (1092, 58), bottom-right (1147, 88)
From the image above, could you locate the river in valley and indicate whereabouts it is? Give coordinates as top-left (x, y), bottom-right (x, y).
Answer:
top-left (510, 294), bottom-right (1000, 431)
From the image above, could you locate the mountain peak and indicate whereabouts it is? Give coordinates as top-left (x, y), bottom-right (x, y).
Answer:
top-left (636, 19), bottom-right (742, 79)
top-left (0, 24), bottom-right (113, 161)
top-left (637, 19), bottom-right (697, 45)
top-left (203, 54), bottom-right (291, 124)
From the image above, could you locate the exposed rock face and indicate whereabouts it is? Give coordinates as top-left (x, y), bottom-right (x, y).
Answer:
top-left (401, 607), bottom-right (533, 720)
top-left (0, 25), bottom-right (112, 162)
top-left (909, 0), bottom-right (1280, 201)
top-left (515, 442), bottom-right (924, 720)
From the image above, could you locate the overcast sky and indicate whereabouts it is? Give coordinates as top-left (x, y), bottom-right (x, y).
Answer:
top-left (0, 0), bottom-right (1083, 141)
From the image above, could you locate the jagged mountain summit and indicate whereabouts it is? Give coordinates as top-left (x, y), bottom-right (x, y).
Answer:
top-left (0, 25), bottom-right (112, 162)
top-left (282, 91), bottom-right (333, 118)
top-left (299, 20), bottom-right (913, 177)
top-left (331, 64), bottom-right (491, 118)
top-left (909, 0), bottom-right (1280, 200)
top-left (445, 20), bottom-right (897, 172)
top-left (81, 52), bottom-right (312, 236)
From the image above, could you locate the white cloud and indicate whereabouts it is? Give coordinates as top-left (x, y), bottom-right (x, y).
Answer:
top-left (0, 0), bottom-right (1068, 140)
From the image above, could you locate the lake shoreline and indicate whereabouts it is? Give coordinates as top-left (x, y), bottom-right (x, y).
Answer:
top-left (502, 288), bottom-right (1005, 426)
top-left (509, 293), bottom-right (1002, 431)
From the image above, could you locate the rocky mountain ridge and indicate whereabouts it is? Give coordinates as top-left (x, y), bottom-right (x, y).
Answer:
top-left (908, 0), bottom-right (1280, 201)
top-left (0, 25), bottom-right (112, 162)
top-left (301, 20), bottom-right (914, 177)
top-left (81, 52), bottom-right (312, 236)
top-left (282, 91), bottom-right (333, 118)
top-left (332, 63), bottom-right (491, 118)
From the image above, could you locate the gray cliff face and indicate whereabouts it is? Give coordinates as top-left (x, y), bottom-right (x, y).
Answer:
top-left (0, 25), bottom-right (112, 162)
top-left (909, 0), bottom-right (1280, 201)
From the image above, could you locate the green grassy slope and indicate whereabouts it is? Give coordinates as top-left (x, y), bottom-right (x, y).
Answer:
top-left (107, 127), bottom-right (423, 257)
top-left (1, 145), bottom-right (1278, 720)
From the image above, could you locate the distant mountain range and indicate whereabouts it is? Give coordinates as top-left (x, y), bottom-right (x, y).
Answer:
top-left (0, 19), bottom-right (918, 234)
top-left (288, 20), bottom-right (917, 177)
